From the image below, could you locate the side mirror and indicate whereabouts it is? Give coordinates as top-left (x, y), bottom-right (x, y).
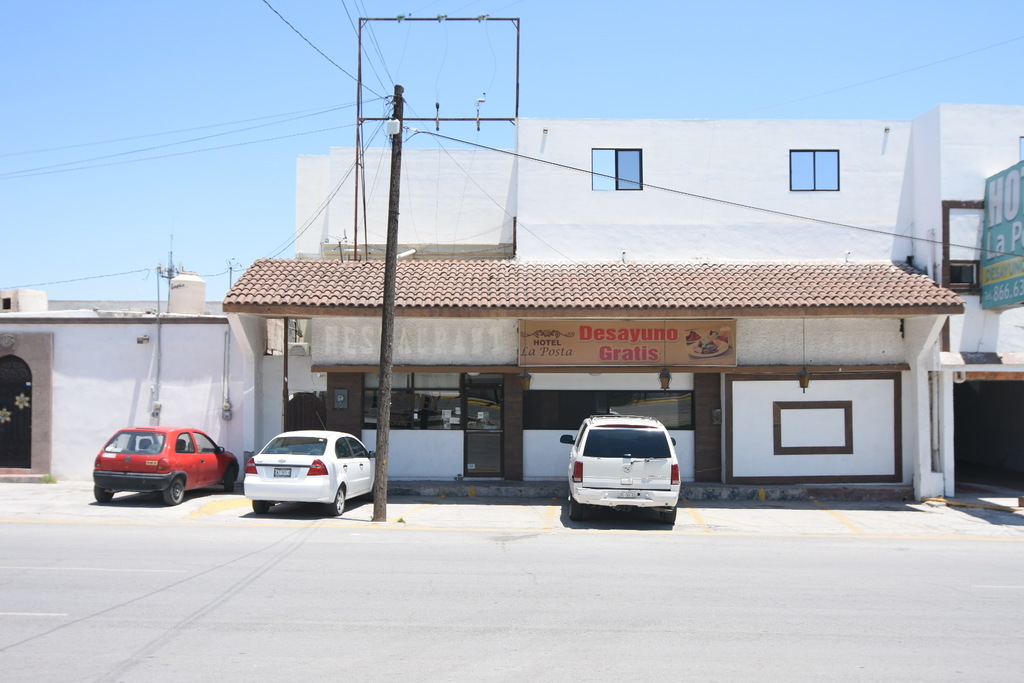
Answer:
top-left (559, 435), bottom-right (575, 445)
top-left (215, 445), bottom-right (225, 454)
top-left (368, 450), bottom-right (377, 458)
top-left (670, 437), bottom-right (676, 446)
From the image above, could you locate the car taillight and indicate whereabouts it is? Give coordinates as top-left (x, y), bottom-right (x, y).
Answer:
top-left (157, 458), bottom-right (170, 472)
top-left (245, 458), bottom-right (257, 475)
top-left (94, 457), bottom-right (102, 469)
top-left (572, 460), bottom-right (583, 483)
top-left (307, 459), bottom-right (329, 476)
top-left (671, 463), bottom-right (680, 485)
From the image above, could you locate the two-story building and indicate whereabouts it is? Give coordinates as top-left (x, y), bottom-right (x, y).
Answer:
top-left (6, 105), bottom-right (1021, 497)
top-left (223, 104), bottom-right (1024, 500)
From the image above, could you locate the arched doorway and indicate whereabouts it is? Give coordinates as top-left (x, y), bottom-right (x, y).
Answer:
top-left (0, 356), bottom-right (32, 468)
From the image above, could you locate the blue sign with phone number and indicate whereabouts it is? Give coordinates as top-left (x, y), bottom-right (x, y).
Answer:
top-left (981, 160), bottom-right (1024, 309)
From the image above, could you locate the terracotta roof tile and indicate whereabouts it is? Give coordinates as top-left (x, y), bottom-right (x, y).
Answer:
top-left (222, 259), bottom-right (964, 318)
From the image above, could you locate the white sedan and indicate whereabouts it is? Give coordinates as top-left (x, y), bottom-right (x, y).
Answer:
top-left (244, 430), bottom-right (375, 516)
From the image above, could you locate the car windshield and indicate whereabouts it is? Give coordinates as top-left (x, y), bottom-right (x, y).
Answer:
top-left (582, 428), bottom-right (670, 458)
top-left (261, 436), bottom-right (328, 456)
top-left (104, 431), bottom-right (166, 455)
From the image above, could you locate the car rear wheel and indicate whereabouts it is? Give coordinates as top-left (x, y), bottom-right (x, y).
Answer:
top-left (93, 486), bottom-right (113, 503)
top-left (162, 477), bottom-right (185, 506)
top-left (325, 485), bottom-right (346, 517)
top-left (568, 496), bottom-right (591, 521)
top-left (252, 500), bottom-right (272, 514)
top-left (222, 464), bottom-right (239, 493)
top-left (659, 507), bottom-right (678, 525)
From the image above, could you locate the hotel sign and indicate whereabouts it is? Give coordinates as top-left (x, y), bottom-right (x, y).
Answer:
top-left (519, 320), bottom-right (736, 367)
top-left (982, 160), bottom-right (1024, 309)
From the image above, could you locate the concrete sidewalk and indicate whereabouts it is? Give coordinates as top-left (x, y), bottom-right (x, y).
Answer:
top-left (0, 480), bottom-right (1021, 538)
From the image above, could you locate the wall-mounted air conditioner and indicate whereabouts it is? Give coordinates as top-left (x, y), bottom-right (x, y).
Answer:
top-left (288, 342), bottom-right (310, 356)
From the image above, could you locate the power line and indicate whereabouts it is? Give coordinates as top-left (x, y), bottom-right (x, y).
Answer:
top-left (0, 104), bottom-right (352, 159)
top-left (1, 124), bottom-right (355, 180)
top-left (2, 268), bottom-right (151, 290)
top-left (1, 105), bottom-right (356, 178)
top-left (266, 159), bottom-right (359, 259)
top-left (727, 33), bottom-right (1024, 117)
top-left (343, 1), bottom-right (392, 96)
top-left (410, 128), bottom-right (1009, 258)
top-left (260, 0), bottom-right (384, 99)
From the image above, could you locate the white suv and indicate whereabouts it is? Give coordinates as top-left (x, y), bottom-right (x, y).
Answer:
top-left (561, 415), bottom-right (680, 524)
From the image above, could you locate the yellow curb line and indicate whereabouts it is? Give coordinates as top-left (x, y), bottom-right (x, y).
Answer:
top-left (923, 497), bottom-right (1023, 514)
top-left (682, 499), bottom-right (712, 533)
top-left (387, 494), bottom-right (447, 523)
top-left (543, 497), bottom-right (560, 529)
top-left (813, 499), bottom-right (864, 533)
top-left (188, 498), bottom-right (252, 519)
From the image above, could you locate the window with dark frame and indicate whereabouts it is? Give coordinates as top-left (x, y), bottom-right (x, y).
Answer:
top-left (592, 149), bottom-right (643, 190)
top-left (790, 150), bottom-right (839, 191)
top-left (524, 390), bottom-right (694, 430)
top-left (949, 260), bottom-right (980, 291)
top-left (363, 372), bottom-right (462, 430)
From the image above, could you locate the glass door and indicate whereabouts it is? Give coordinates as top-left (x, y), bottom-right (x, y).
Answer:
top-left (463, 374), bottom-right (503, 477)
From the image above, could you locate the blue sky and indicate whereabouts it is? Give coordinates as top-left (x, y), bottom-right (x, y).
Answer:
top-left (2, 0), bottom-right (1023, 302)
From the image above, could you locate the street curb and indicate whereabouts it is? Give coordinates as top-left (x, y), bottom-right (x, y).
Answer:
top-left (923, 496), bottom-right (1024, 514)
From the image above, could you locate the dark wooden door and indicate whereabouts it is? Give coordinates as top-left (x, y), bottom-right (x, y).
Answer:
top-left (0, 356), bottom-right (32, 468)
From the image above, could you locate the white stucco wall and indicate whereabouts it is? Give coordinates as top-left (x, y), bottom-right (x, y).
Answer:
top-left (313, 317), bottom-right (519, 366)
top-left (313, 316), bottom-right (908, 369)
top-left (1, 316), bottom-right (247, 481)
top-left (738, 318), bottom-right (905, 365)
top-left (514, 117), bottom-right (910, 263)
top-left (730, 377), bottom-right (898, 479)
top-left (362, 430), bottom-right (463, 479)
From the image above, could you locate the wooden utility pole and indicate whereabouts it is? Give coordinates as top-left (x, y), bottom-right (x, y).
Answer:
top-left (372, 85), bottom-right (403, 522)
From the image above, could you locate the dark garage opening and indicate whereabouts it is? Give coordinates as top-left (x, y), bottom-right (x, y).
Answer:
top-left (953, 380), bottom-right (1024, 493)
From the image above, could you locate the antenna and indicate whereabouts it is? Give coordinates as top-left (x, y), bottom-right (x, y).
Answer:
top-left (158, 235), bottom-right (178, 281)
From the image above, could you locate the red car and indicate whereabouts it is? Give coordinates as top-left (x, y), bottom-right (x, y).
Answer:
top-left (93, 427), bottom-right (238, 506)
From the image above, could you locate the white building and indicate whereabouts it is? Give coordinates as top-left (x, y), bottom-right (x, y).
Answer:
top-left (223, 104), bottom-right (1024, 500)
top-left (4, 104), bottom-right (1022, 499)
top-left (0, 279), bottom-right (249, 481)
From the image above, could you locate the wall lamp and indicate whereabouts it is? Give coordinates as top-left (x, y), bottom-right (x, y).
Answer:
top-left (658, 368), bottom-right (672, 391)
top-left (136, 335), bottom-right (150, 344)
top-left (798, 367), bottom-right (812, 393)
top-left (518, 369), bottom-right (533, 391)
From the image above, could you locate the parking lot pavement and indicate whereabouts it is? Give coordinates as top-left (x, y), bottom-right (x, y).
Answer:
top-left (2, 480), bottom-right (1023, 538)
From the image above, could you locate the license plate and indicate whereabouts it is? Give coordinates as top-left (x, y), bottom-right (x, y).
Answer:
top-left (273, 468), bottom-right (291, 478)
top-left (618, 491), bottom-right (641, 498)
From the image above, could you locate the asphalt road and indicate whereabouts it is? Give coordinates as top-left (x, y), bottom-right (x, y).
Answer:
top-left (1, 483), bottom-right (1022, 682)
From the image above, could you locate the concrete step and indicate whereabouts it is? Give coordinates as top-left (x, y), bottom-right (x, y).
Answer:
top-left (386, 480), bottom-right (915, 502)
top-left (0, 474), bottom-right (50, 484)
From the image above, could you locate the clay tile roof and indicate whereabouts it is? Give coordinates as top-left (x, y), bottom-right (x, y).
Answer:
top-left (222, 259), bottom-right (964, 318)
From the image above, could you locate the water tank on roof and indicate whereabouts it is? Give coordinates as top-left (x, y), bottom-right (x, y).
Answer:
top-left (168, 272), bottom-right (206, 314)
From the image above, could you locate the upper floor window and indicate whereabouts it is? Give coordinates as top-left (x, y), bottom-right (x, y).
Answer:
top-left (948, 260), bottom-right (980, 292)
top-left (790, 150), bottom-right (839, 191)
top-left (592, 149), bottom-right (643, 190)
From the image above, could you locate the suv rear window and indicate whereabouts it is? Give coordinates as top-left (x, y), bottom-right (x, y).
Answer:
top-left (582, 428), bottom-right (671, 459)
